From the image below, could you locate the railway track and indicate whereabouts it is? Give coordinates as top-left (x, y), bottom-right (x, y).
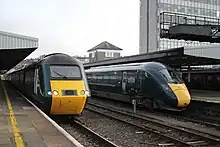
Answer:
top-left (56, 118), bottom-right (118, 147)
top-left (87, 102), bottom-right (220, 147)
top-left (91, 97), bottom-right (220, 130)
top-left (157, 109), bottom-right (220, 130)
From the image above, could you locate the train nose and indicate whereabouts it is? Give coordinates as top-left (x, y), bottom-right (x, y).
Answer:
top-left (173, 89), bottom-right (191, 107)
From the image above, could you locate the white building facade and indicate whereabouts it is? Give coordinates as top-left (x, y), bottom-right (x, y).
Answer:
top-left (140, 0), bottom-right (220, 54)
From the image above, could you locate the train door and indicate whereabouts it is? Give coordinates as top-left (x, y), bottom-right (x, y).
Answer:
top-left (34, 69), bottom-right (39, 95)
top-left (122, 71), bottom-right (127, 94)
top-left (34, 68), bottom-right (43, 98)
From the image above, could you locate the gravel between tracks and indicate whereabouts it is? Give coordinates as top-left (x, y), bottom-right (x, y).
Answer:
top-left (59, 122), bottom-right (100, 147)
top-left (89, 97), bottom-right (220, 138)
top-left (87, 104), bottom-right (220, 146)
top-left (77, 110), bottom-right (174, 147)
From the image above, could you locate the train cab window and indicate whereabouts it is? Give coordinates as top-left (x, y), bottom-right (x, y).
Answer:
top-left (50, 65), bottom-right (82, 79)
top-left (159, 68), bottom-right (183, 84)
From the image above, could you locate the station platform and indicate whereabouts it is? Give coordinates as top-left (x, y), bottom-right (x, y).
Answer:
top-left (191, 89), bottom-right (220, 103)
top-left (0, 80), bottom-right (80, 147)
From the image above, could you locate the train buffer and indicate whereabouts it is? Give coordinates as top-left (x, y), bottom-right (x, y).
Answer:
top-left (0, 80), bottom-right (81, 147)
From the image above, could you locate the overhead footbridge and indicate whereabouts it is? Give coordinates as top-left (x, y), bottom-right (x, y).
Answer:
top-left (0, 31), bottom-right (38, 73)
top-left (160, 12), bottom-right (220, 43)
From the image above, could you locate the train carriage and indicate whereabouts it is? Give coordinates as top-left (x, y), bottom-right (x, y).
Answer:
top-left (5, 53), bottom-right (90, 116)
top-left (85, 62), bottom-right (191, 111)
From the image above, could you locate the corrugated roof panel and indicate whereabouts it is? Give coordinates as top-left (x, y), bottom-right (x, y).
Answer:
top-left (0, 31), bottom-right (38, 49)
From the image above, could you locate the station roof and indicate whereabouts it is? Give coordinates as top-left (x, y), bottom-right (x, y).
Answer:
top-left (84, 46), bottom-right (220, 69)
top-left (0, 47), bottom-right (37, 72)
top-left (0, 31), bottom-right (38, 41)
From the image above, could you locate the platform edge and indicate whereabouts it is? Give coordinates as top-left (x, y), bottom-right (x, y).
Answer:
top-left (16, 90), bottom-right (84, 147)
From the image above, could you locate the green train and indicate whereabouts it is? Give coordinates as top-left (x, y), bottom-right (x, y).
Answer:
top-left (5, 53), bottom-right (90, 116)
top-left (85, 62), bottom-right (191, 111)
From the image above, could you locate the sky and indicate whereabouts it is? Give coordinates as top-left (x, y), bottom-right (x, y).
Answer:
top-left (0, 0), bottom-right (140, 58)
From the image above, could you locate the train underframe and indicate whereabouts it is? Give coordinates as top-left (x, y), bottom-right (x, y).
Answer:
top-left (90, 89), bottom-right (185, 111)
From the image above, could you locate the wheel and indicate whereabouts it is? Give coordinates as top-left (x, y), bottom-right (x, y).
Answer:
top-left (145, 98), bottom-right (154, 111)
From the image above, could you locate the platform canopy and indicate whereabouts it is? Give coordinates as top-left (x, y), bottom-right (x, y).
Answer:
top-left (0, 47), bottom-right (37, 72)
top-left (84, 46), bottom-right (220, 69)
top-left (0, 31), bottom-right (38, 73)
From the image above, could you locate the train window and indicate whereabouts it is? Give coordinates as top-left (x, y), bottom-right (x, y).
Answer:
top-left (145, 72), bottom-right (150, 78)
top-left (128, 77), bottom-right (135, 83)
top-left (103, 74), bottom-right (108, 79)
top-left (127, 71), bottom-right (136, 84)
top-left (25, 71), bottom-right (29, 83)
top-left (50, 65), bottom-right (82, 79)
top-left (122, 72), bottom-right (127, 82)
top-left (20, 71), bottom-right (24, 83)
top-left (103, 72), bottom-right (109, 84)
top-left (159, 68), bottom-right (183, 84)
top-left (87, 73), bottom-right (92, 82)
top-left (116, 72), bottom-right (122, 80)
top-left (208, 76), bottom-right (212, 81)
top-left (92, 73), bottom-right (96, 82)
top-left (217, 76), bottom-right (220, 81)
top-left (97, 74), bottom-right (103, 83)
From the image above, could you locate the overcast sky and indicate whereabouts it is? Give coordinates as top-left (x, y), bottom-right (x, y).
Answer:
top-left (0, 0), bottom-right (139, 58)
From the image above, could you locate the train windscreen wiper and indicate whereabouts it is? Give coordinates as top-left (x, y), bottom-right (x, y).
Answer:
top-left (52, 70), bottom-right (67, 79)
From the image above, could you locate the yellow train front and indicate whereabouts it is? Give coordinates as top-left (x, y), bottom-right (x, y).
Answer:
top-left (6, 53), bottom-right (90, 116)
top-left (44, 54), bottom-right (90, 116)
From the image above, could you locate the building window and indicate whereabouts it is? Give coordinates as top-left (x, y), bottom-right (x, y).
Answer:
top-left (105, 52), bottom-right (114, 57)
top-left (91, 52), bottom-right (95, 57)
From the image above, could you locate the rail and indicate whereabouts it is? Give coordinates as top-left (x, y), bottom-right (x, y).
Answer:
top-left (87, 102), bottom-right (220, 146)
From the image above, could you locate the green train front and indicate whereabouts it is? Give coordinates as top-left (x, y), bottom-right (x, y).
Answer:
top-left (86, 62), bottom-right (191, 111)
top-left (140, 63), bottom-right (191, 110)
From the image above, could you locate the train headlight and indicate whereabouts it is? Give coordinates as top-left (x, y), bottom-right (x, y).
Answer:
top-left (53, 90), bottom-right (59, 96)
top-left (47, 91), bottom-right (52, 95)
top-left (85, 90), bottom-right (90, 96)
top-left (80, 90), bottom-right (85, 95)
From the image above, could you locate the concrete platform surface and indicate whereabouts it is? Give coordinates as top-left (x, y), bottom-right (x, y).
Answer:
top-left (0, 81), bottom-right (79, 147)
top-left (191, 89), bottom-right (220, 103)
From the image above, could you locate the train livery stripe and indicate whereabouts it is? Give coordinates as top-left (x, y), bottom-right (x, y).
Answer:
top-left (2, 83), bottom-right (25, 147)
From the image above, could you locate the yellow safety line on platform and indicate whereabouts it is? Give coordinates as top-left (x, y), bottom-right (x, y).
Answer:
top-left (2, 83), bottom-right (25, 147)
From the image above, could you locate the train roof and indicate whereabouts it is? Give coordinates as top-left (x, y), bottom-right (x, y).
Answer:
top-left (85, 61), bottom-right (168, 72)
top-left (42, 53), bottom-right (81, 65)
top-left (9, 53), bottom-right (82, 74)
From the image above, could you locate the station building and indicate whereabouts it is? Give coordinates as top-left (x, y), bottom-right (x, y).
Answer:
top-left (87, 41), bottom-right (123, 63)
